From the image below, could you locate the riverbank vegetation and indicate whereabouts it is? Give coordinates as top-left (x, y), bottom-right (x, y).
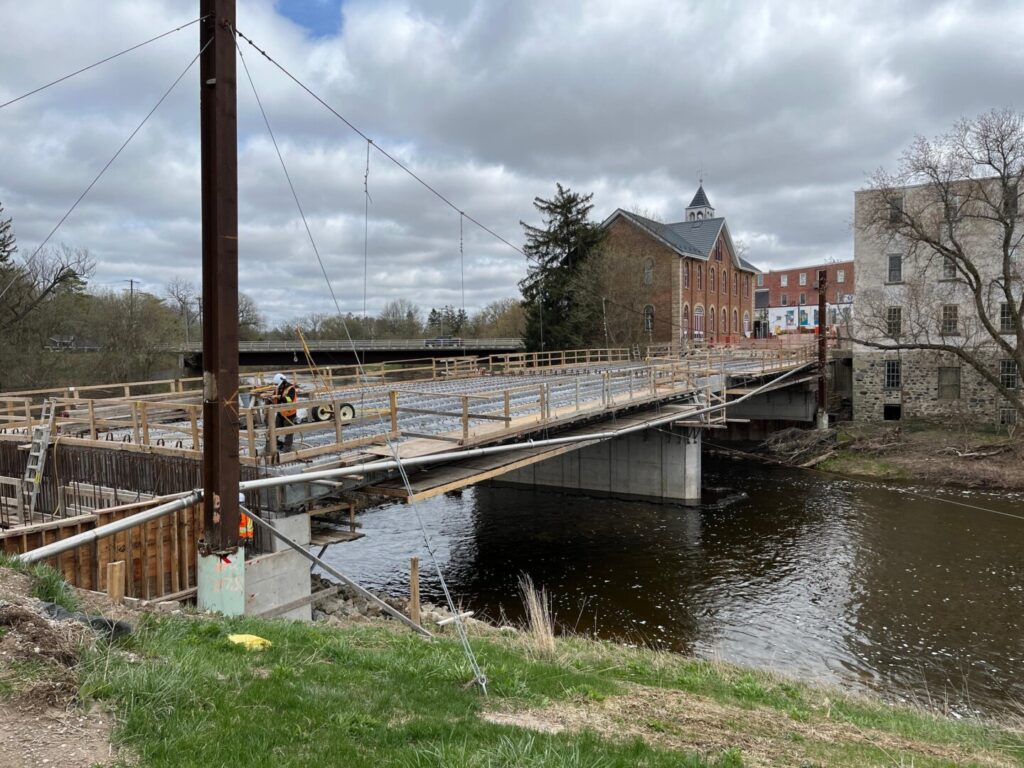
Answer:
top-left (761, 420), bottom-right (1024, 490)
top-left (2, 561), bottom-right (1023, 767)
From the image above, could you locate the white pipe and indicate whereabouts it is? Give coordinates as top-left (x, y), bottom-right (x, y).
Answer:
top-left (17, 492), bottom-right (202, 564)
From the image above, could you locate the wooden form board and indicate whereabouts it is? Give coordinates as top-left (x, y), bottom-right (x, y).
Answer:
top-left (0, 501), bottom-right (202, 599)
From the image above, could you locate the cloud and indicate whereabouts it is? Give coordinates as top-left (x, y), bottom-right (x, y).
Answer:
top-left (1, 0), bottom-right (1021, 323)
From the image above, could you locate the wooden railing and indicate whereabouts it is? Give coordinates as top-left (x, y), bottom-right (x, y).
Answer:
top-left (0, 346), bottom-right (813, 465)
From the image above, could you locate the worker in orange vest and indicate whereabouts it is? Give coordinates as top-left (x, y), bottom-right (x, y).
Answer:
top-left (269, 373), bottom-right (298, 452)
top-left (237, 493), bottom-right (254, 555)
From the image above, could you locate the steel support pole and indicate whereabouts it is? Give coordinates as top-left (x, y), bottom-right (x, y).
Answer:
top-left (199, 0), bottom-right (240, 552)
top-left (817, 269), bottom-right (828, 430)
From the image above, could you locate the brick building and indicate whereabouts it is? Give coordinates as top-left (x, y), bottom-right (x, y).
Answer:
top-left (754, 260), bottom-right (855, 335)
top-left (599, 185), bottom-right (759, 345)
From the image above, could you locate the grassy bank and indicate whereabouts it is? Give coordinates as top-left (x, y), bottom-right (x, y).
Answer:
top-left (75, 610), bottom-right (1023, 767)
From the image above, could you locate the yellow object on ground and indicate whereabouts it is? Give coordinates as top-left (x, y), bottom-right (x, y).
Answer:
top-left (228, 633), bottom-right (272, 650)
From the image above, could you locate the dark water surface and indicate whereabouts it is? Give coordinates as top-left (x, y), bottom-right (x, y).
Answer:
top-left (323, 454), bottom-right (1024, 717)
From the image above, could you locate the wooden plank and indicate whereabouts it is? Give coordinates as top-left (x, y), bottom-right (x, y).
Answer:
top-left (409, 556), bottom-right (420, 626)
top-left (107, 561), bottom-right (125, 604)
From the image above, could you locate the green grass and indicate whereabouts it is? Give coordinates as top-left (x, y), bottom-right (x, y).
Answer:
top-left (73, 612), bottom-right (1024, 768)
top-left (81, 615), bottom-right (740, 767)
top-left (0, 551), bottom-right (79, 612)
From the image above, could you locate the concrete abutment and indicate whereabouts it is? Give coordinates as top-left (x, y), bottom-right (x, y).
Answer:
top-left (497, 426), bottom-right (702, 505)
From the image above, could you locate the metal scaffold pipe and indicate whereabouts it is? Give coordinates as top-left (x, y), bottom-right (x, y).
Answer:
top-left (17, 492), bottom-right (202, 564)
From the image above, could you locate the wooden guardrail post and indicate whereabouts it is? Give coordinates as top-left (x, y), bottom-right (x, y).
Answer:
top-left (107, 560), bottom-right (125, 604)
top-left (389, 391), bottom-right (399, 434)
top-left (461, 396), bottom-right (470, 442)
top-left (409, 556), bottom-right (421, 625)
top-left (503, 390), bottom-right (511, 426)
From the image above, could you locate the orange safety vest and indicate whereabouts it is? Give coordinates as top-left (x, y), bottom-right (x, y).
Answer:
top-left (239, 512), bottom-right (254, 541)
top-left (277, 382), bottom-right (298, 419)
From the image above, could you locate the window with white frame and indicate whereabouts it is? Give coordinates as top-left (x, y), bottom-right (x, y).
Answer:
top-left (941, 304), bottom-right (959, 335)
top-left (837, 269), bottom-right (845, 284)
top-left (1001, 303), bottom-right (1014, 334)
top-left (887, 306), bottom-right (902, 337)
top-left (1000, 407), bottom-right (1018, 426)
top-left (780, 274), bottom-right (788, 287)
top-left (781, 294), bottom-right (789, 306)
top-left (799, 292), bottom-right (806, 305)
top-left (884, 360), bottom-right (901, 389)
top-left (942, 254), bottom-right (957, 279)
top-left (756, 273), bottom-right (764, 287)
top-left (643, 305), bottom-right (655, 333)
top-left (1000, 359), bottom-right (1019, 390)
top-left (887, 254), bottom-right (903, 283)
top-left (799, 272), bottom-right (807, 286)
top-left (683, 262), bottom-right (690, 288)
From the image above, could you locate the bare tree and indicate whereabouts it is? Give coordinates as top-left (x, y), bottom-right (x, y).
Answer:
top-left (164, 278), bottom-right (200, 344)
top-left (377, 299), bottom-right (422, 338)
top-left (855, 108), bottom-right (1024, 412)
top-left (237, 292), bottom-right (264, 341)
top-left (0, 245), bottom-right (95, 333)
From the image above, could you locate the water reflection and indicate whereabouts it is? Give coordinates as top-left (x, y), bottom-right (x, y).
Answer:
top-left (323, 454), bottom-right (1024, 716)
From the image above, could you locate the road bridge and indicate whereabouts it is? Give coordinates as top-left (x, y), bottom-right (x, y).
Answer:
top-left (0, 342), bottom-right (816, 616)
top-left (165, 337), bottom-right (525, 372)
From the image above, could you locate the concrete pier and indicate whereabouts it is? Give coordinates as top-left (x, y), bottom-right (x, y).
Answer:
top-left (499, 426), bottom-right (702, 504)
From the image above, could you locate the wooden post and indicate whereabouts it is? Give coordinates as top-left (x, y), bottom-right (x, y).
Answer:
top-left (461, 396), bottom-right (470, 442)
top-left (88, 399), bottom-right (97, 440)
top-left (348, 503), bottom-right (356, 533)
top-left (409, 556), bottom-right (420, 626)
top-left (107, 560), bottom-right (125, 604)
top-left (389, 391), bottom-right (399, 435)
top-left (245, 408), bottom-right (256, 459)
top-left (503, 389), bottom-right (511, 427)
top-left (140, 401), bottom-right (150, 445)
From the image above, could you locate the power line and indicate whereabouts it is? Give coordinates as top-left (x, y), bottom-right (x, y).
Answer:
top-left (0, 16), bottom-right (205, 111)
top-left (232, 27), bottom-right (525, 260)
top-left (0, 37), bottom-right (213, 305)
top-left (235, 34), bottom-right (487, 696)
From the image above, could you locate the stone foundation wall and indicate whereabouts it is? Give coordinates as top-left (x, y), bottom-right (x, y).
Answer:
top-left (852, 350), bottom-right (1017, 425)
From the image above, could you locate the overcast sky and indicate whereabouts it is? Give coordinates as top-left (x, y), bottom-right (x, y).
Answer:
top-left (1, 0), bottom-right (1021, 324)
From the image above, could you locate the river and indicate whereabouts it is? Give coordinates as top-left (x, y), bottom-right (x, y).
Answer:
top-left (322, 453), bottom-right (1024, 718)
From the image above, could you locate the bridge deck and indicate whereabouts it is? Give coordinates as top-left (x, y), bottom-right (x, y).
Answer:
top-left (0, 343), bottom-right (814, 524)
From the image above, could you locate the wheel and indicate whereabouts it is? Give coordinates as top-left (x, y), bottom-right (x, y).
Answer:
top-left (313, 404), bottom-right (334, 422)
top-left (337, 402), bottom-right (356, 422)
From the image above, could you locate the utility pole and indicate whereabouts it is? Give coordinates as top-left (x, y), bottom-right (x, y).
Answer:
top-left (199, 0), bottom-right (240, 553)
top-left (816, 269), bottom-right (828, 430)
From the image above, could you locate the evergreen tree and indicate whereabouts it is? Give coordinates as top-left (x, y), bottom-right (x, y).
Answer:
top-left (518, 184), bottom-right (604, 351)
top-left (0, 201), bottom-right (15, 266)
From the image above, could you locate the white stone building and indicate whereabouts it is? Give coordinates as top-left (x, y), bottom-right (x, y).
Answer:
top-left (852, 178), bottom-right (1022, 425)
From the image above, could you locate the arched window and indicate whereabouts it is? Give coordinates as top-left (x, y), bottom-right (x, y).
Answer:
top-left (733, 309), bottom-right (738, 334)
top-left (683, 262), bottom-right (690, 289)
top-left (743, 311), bottom-right (750, 335)
top-left (744, 274), bottom-right (750, 297)
top-left (682, 304), bottom-right (690, 339)
top-left (709, 306), bottom-right (716, 336)
top-left (733, 272), bottom-right (739, 295)
top-left (694, 305), bottom-right (704, 337)
top-left (722, 308), bottom-right (727, 335)
top-left (709, 268), bottom-right (715, 293)
top-left (697, 212), bottom-right (703, 219)
top-left (643, 258), bottom-right (654, 286)
top-left (696, 265), bottom-right (703, 291)
top-left (689, 212), bottom-right (695, 221)
top-left (643, 305), bottom-right (655, 334)
top-left (722, 269), bottom-right (728, 294)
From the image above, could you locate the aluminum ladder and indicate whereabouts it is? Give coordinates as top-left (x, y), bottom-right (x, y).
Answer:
top-left (22, 399), bottom-right (56, 522)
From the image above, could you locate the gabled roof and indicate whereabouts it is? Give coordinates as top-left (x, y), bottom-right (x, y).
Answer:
top-left (601, 209), bottom-right (759, 274)
top-left (688, 184), bottom-right (711, 209)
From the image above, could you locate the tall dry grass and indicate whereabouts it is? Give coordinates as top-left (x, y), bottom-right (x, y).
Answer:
top-left (518, 573), bottom-right (556, 658)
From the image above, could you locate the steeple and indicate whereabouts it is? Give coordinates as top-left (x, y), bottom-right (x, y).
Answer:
top-left (686, 183), bottom-right (714, 221)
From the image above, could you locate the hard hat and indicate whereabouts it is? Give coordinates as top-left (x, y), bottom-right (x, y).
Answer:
top-left (273, 373), bottom-right (286, 385)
